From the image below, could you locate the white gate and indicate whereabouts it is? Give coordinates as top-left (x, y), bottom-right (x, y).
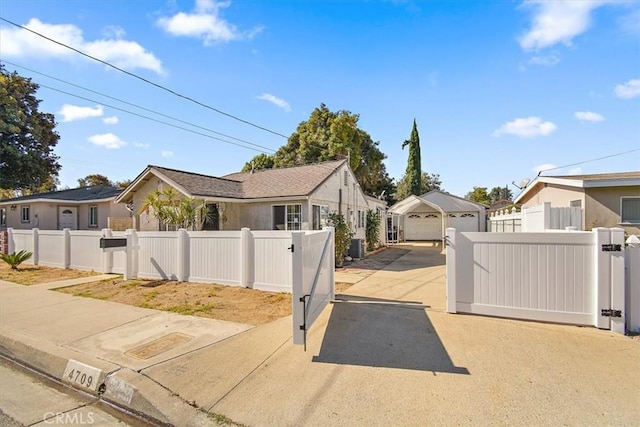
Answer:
top-left (445, 227), bottom-right (626, 333)
top-left (291, 227), bottom-right (335, 348)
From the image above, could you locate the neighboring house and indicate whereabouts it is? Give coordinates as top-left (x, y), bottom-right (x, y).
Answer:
top-left (115, 159), bottom-right (386, 240)
top-left (388, 190), bottom-right (487, 241)
top-left (514, 171), bottom-right (640, 235)
top-left (0, 186), bottom-right (131, 231)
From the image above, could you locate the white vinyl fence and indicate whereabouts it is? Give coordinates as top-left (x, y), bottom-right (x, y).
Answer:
top-left (445, 227), bottom-right (635, 334)
top-left (489, 202), bottom-right (582, 232)
top-left (6, 227), bottom-right (333, 294)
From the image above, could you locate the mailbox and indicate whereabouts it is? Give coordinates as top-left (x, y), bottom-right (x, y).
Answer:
top-left (99, 237), bottom-right (127, 249)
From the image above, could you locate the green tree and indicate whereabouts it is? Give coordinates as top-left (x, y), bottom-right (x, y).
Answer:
top-left (488, 186), bottom-right (513, 204)
top-left (395, 172), bottom-right (442, 201)
top-left (0, 65), bottom-right (61, 193)
top-left (138, 187), bottom-right (207, 230)
top-left (78, 174), bottom-right (113, 187)
top-left (365, 209), bottom-right (381, 251)
top-left (244, 104), bottom-right (395, 201)
top-left (115, 179), bottom-right (132, 189)
top-left (401, 119), bottom-right (422, 196)
top-left (465, 187), bottom-right (490, 205)
top-left (328, 212), bottom-right (354, 267)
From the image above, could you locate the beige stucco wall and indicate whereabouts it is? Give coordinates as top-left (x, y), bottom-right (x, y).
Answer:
top-left (520, 183), bottom-right (586, 208)
top-left (585, 187), bottom-right (640, 234)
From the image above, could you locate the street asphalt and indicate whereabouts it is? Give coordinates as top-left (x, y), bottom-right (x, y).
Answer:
top-left (0, 242), bottom-right (638, 426)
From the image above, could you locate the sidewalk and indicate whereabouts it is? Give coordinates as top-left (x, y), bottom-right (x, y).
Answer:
top-left (1, 245), bottom-right (639, 426)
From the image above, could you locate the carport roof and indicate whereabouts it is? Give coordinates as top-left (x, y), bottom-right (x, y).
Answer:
top-left (389, 190), bottom-right (488, 215)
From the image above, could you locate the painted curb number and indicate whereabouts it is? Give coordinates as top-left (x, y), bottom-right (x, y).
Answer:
top-left (63, 359), bottom-right (101, 392)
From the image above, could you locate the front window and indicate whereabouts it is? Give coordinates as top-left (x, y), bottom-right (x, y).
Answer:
top-left (621, 197), bottom-right (640, 224)
top-left (312, 205), bottom-right (330, 230)
top-left (89, 206), bottom-right (98, 227)
top-left (273, 204), bottom-right (302, 230)
top-left (21, 206), bottom-right (30, 223)
top-left (0, 208), bottom-right (5, 226)
top-left (358, 210), bottom-right (366, 228)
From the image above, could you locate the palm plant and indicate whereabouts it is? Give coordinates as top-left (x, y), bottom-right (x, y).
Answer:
top-left (1, 250), bottom-right (33, 270)
top-left (138, 187), bottom-right (207, 231)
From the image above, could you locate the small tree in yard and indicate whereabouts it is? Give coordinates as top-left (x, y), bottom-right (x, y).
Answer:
top-left (328, 212), bottom-right (354, 267)
top-left (139, 187), bottom-right (207, 230)
top-left (365, 209), bottom-right (381, 251)
top-left (1, 250), bottom-right (33, 270)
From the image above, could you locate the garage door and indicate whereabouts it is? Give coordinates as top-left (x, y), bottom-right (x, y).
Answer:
top-left (448, 212), bottom-right (478, 232)
top-left (405, 213), bottom-right (441, 240)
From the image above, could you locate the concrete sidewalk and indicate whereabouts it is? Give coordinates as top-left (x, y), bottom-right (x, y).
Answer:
top-left (1, 244), bottom-right (639, 426)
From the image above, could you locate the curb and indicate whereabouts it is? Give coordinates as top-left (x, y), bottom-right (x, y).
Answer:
top-left (0, 327), bottom-right (215, 426)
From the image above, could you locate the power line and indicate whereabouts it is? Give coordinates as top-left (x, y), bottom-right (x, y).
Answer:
top-left (38, 83), bottom-right (275, 154)
top-left (0, 16), bottom-right (289, 139)
top-left (2, 60), bottom-right (277, 153)
top-left (538, 148), bottom-right (640, 176)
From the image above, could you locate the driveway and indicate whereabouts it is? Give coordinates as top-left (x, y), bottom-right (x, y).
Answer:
top-left (142, 243), bottom-right (640, 426)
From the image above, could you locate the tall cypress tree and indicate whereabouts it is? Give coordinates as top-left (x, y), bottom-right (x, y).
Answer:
top-left (402, 119), bottom-right (422, 195)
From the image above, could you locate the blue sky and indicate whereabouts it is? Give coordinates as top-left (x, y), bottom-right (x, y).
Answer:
top-left (1, 0), bottom-right (639, 198)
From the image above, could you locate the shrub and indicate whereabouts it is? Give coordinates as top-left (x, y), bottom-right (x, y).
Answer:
top-left (365, 209), bottom-right (381, 251)
top-left (1, 250), bottom-right (33, 270)
top-left (328, 212), bottom-right (354, 267)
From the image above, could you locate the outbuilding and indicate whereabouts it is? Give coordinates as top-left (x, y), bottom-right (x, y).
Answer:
top-left (388, 190), bottom-right (487, 241)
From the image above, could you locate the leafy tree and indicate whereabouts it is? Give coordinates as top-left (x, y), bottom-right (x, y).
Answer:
top-left (328, 212), bottom-right (354, 267)
top-left (395, 171), bottom-right (442, 201)
top-left (401, 119), bottom-right (421, 196)
top-left (365, 209), bottom-right (381, 251)
top-left (78, 174), bottom-right (113, 187)
top-left (0, 65), bottom-right (61, 193)
top-left (139, 187), bottom-right (207, 230)
top-left (244, 104), bottom-right (395, 202)
top-left (242, 153), bottom-right (275, 172)
top-left (465, 187), bottom-right (490, 205)
top-left (115, 179), bottom-right (132, 189)
top-left (488, 186), bottom-right (513, 204)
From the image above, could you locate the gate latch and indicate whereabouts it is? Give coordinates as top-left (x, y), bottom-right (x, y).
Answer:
top-left (601, 244), bottom-right (622, 252)
top-left (601, 309), bottom-right (622, 318)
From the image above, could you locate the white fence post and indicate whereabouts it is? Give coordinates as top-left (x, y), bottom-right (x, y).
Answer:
top-left (32, 228), bottom-right (39, 265)
top-left (177, 229), bottom-right (189, 282)
top-left (626, 236), bottom-right (640, 333)
top-left (240, 228), bottom-right (254, 288)
top-left (610, 228), bottom-right (625, 334)
top-left (63, 228), bottom-right (71, 269)
top-left (102, 229), bottom-right (113, 274)
top-left (7, 228), bottom-right (15, 254)
top-left (124, 229), bottom-right (138, 281)
top-left (291, 232), bottom-right (305, 345)
top-left (445, 227), bottom-right (457, 313)
top-left (593, 228), bottom-right (611, 329)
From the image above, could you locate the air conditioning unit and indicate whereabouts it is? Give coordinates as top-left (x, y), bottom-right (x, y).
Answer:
top-left (348, 238), bottom-right (364, 259)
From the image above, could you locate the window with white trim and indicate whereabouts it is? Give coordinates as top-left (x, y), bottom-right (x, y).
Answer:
top-left (21, 206), bottom-right (30, 223)
top-left (621, 197), bottom-right (640, 224)
top-left (273, 204), bottom-right (302, 230)
top-left (312, 205), bottom-right (329, 230)
top-left (357, 210), bottom-right (365, 228)
top-left (0, 208), bottom-right (5, 226)
top-left (89, 206), bottom-right (98, 227)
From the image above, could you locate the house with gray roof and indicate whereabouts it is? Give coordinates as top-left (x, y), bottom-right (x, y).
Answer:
top-left (0, 186), bottom-right (131, 231)
top-left (115, 160), bottom-right (387, 240)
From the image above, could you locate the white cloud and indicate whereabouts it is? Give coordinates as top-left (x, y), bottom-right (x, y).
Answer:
top-left (533, 163), bottom-right (557, 173)
top-left (157, 0), bottom-right (263, 45)
top-left (1, 18), bottom-right (163, 74)
top-left (161, 150), bottom-right (174, 158)
top-left (527, 51), bottom-right (561, 67)
top-left (88, 133), bottom-right (127, 149)
top-left (133, 142), bottom-right (150, 149)
top-left (492, 116), bottom-right (557, 138)
top-left (614, 79), bottom-right (640, 99)
top-left (574, 111), bottom-right (605, 122)
top-left (103, 116), bottom-right (119, 125)
top-left (257, 93), bottom-right (291, 111)
top-left (518, 0), bottom-right (608, 50)
top-left (102, 25), bottom-right (126, 39)
top-left (58, 104), bottom-right (103, 122)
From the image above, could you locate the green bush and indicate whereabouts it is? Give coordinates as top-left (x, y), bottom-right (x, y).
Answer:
top-left (365, 209), bottom-right (381, 251)
top-left (328, 213), bottom-right (354, 267)
top-left (1, 250), bottom-right (33, 270)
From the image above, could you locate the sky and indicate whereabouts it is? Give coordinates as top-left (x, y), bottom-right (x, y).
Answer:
top-left (1, 0), bottom-right (639, 198)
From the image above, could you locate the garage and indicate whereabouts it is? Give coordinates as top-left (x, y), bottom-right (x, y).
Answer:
top-left (388, 190), bottom-right (487, 242)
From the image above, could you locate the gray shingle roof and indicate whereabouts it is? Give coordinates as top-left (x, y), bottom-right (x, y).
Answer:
top-left (153, 166), bottom-right (244, 199)
top-left (0, 186), bottom-right (122, 203)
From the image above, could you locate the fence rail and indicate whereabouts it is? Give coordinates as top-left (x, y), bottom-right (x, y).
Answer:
top-left (489, 202), bottom-right (582, 232)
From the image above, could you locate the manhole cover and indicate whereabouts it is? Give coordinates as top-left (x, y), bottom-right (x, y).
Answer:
top-left (125, 333), bottom-right (193, 359)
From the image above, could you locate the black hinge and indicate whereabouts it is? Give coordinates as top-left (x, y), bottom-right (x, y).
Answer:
top-left (288, 244), bottom-right (294, 253)
top-left (601, 244), bottom-right (622, 252)
top-left (601, 309), bottom-right (622, 318)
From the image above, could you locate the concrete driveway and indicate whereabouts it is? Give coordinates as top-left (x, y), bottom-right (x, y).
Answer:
top-left (142, 243), bottom-right (640, 426)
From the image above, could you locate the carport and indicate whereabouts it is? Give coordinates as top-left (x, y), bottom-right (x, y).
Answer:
top-left (388, 190), bottom-right (487, 241)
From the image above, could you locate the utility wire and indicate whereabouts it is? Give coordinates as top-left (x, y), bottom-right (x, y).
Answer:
top-left (38, 83), bottom-right (275, 153)
top-left (538, 148), bottom-right (640, 176)
top-left (0, 16), bottom-right (289, 139)
top-left (2, 60), bottom-right (277, 153)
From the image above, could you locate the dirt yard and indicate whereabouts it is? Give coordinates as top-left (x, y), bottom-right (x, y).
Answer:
top-left (57, 278), bottom-right (353, 326)
top-left (0, 263), bottom-right (101, 285)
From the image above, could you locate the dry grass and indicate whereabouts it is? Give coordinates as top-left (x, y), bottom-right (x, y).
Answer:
top-left (58, 278), bottom-right (354, 326)
top-left (0, 262), bottom-right (101, 285)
